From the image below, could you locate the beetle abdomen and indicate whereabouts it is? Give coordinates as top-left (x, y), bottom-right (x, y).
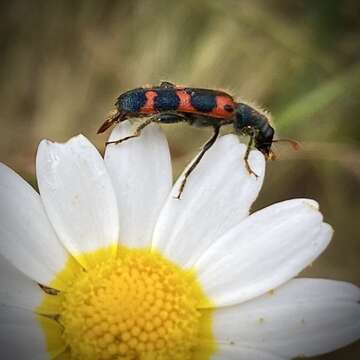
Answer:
top-left (115, 86), bottom-right (235, 119)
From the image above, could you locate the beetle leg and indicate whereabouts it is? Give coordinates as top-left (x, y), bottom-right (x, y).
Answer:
top-left (160, 81), bottom-right (176, 88)
top-left (105, 117), bottom-right (154, 146)
top-left (244, 130), bottom-right (259, 178)
top-left (175, 125), bottom-right (220, 200)
top-left (105, 112), bottom-right (187, 146)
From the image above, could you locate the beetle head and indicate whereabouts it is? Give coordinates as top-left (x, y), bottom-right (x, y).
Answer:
top-left (233, 103), bottom-right (275, 159)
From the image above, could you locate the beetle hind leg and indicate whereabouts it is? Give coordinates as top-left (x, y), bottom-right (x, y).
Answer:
top-left (105, 112), bottom-right (186, 146)
top-left (105, 117), bottom-right (153, 146)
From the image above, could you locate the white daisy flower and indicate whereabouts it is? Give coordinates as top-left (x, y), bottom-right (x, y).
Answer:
top-left (0, 121), bottom-right (359, 360)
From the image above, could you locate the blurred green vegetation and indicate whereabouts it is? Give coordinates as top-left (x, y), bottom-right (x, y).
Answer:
top-left (0, 0), bottom-right (359, 358)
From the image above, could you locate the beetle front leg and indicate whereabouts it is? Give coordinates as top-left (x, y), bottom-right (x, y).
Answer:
top-left (244, 130), bottom-right (259, 178)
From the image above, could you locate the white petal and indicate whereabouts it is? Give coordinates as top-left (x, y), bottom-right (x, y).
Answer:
top-left (152, 135), bottom-right (265, 267)
top-left (196, 199), bottom-right (332, 306)
top-left (0, 163), bottom-right (70, 287)
top-left (105, 121), bottom-right (172, 248)
top-left (213, 278), bottom-right (360, 358)
top-left (0, 306), bottom-right (64, 359)
top-left (36, 135), bottom-right (119, 268)
top-left (0, 255), bottom-right (43, 310)
top-left (212, 345), bottom-right (285, 360)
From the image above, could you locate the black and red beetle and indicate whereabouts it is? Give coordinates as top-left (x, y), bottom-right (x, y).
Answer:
top-left (98, 81), bottom-right (296, 198)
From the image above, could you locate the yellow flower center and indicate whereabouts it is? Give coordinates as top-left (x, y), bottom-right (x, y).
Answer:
top-left (38, 247), bottom-right (215, 360)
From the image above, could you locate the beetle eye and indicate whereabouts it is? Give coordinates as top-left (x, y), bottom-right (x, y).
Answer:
top-left (224, 104), bottom-right (234, 112)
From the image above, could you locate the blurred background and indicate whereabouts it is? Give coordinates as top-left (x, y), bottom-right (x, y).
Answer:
top-left (0, 0), bottom-right (359, 358)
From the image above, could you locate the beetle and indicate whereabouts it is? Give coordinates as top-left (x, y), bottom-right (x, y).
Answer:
top-left (98, 81), bottom-right (293, 199)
